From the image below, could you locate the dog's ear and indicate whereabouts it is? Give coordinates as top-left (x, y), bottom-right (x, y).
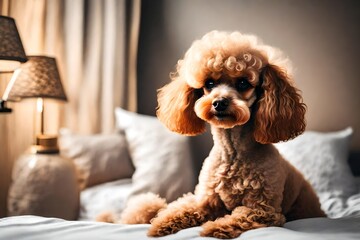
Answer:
top-left (254, 64), bottom-right (306, 144)
top-left (156, 77), bottom-right (206, 136)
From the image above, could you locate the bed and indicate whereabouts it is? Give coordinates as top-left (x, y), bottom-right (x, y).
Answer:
top-left (2, 108), bottom-right (360, 239)
top-left (1, 215), bottom-right (360, 240)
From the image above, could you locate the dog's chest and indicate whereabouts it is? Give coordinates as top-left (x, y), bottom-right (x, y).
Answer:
top-left (212, 161), bottom-right (265, 210)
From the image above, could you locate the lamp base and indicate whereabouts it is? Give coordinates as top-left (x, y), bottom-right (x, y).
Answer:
top-left (0, 100), bottom-right (12, 113)
top-left (30, 135), bottom-right (59, 154)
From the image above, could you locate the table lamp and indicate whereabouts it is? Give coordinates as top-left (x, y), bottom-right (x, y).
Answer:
top-left (2, 56), bottom-right (67, 153)
top-left (0, 15), bottom-right (28, 113)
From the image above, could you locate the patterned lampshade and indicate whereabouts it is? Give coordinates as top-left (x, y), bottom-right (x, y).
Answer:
top-left (0, 15), bottom-right (28, 72)
top-left (3, 56), bottom-right (67, 102)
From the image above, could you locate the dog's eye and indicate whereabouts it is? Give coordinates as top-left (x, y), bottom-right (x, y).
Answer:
top-left (236, 78), bottom-right (251, 92)
top-left (205, 79), bottom-right (216, 90)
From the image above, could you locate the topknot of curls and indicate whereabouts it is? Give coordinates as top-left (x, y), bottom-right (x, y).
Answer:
top-left (176, 31), bottom-right (291, 88)
top-left (206, 53), bottom-right (263, 80)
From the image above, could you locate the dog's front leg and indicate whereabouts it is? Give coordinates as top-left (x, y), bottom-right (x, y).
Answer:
top-left (147, 193), bottom-right (216, 237)
top-left (201, 206), bottom-right (285, 239)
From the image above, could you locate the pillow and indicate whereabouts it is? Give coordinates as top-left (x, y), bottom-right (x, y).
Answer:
top-left (79, 178), bottom-right (133, 221)
top-left (59, 130), bottom-right (135, 188)
top-left (115, 108), bottom-right (196, 202)
top-left (274, 127), bottom-right (356, 201)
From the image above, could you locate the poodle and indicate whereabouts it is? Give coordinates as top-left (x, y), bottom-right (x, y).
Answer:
top-left (120, 31), bottom-right (325, 239)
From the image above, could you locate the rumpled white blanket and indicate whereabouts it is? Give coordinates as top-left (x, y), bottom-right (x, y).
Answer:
top-left (1, 215), bottom-right (360, 240)
top-left (320, 192), bottom-right (360, 218)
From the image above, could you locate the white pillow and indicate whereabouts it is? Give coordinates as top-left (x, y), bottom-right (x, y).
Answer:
top-left (79, 178), bottom-right (133, 221)
top-left (115, 108), bottom-right (196, 202)
top-left (275, 127), bottom-right (356, 200)
top-left (59, 130), bottom-right (135, 188)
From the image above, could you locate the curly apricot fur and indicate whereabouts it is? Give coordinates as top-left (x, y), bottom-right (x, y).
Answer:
top-left (120, 31), bottom-right (325, 239)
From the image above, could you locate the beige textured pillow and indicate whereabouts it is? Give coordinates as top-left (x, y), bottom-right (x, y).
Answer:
top-left (59, 130), bottom-right (135, 188)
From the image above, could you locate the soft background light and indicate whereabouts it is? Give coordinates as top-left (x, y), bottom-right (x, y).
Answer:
top-left (2, 56), bottom-right (67, 153)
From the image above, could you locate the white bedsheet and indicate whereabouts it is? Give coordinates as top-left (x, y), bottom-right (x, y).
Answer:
top-left (1, 216), bottom-right (360, 240)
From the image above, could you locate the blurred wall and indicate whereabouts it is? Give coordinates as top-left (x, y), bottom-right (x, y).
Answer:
top-left (137, 0), bottom-right (360, 172)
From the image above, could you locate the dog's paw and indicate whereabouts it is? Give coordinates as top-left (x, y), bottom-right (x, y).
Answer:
top-left (95, 211), bottom-right (115, 223)
top-left (147, 225), bottom-right (179, 237)
top-left (200, 221), bottom-right (242, 239)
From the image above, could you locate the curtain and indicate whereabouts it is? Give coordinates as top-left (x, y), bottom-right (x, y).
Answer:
top-left (66, 0), bottom-right (140, 134)
top-left (0, 0), bottom-right (140, 217)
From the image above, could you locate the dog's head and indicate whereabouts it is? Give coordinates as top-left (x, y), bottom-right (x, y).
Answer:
top-left (157, 31), bottom-right (306, 144)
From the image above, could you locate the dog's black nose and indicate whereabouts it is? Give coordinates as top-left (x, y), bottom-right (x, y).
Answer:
top-left (212, 98), bottom-right (229, 111)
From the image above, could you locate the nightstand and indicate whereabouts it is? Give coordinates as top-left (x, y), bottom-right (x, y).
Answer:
top-left (7, 149), bottom-right (80, 220)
